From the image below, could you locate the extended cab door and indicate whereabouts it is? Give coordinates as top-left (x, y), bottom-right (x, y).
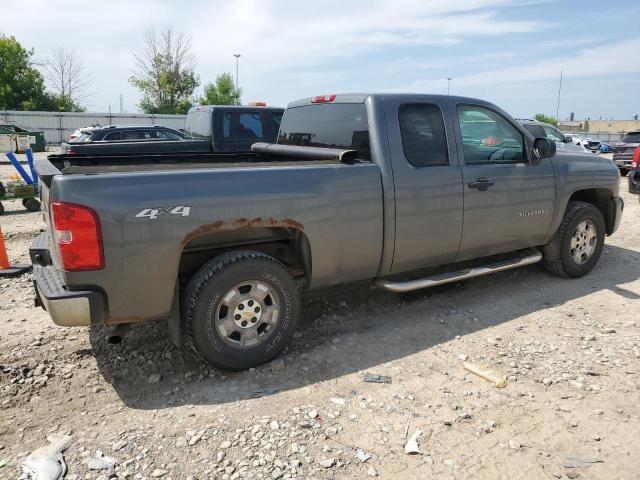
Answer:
top-left (453, 103), bottom-right (556, 261)
top-left (384, 97), bottom-right (464, 273)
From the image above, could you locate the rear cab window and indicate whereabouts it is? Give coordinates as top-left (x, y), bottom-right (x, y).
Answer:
top-left (278, 103), bottom-right (370, 160)
top-left (223, 111), bottom-right (264, 141)
top-left (399, 103), bottom-right (448, 167)
top-left (185, 110), bottom-right (212, 139)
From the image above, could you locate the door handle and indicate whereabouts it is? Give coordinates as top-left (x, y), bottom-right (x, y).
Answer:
top-left (468, 177), bottom-right (494, 191)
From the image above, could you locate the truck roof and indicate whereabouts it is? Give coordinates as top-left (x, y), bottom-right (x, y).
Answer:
top-left (287, 93), bottom-right (495, 108)
top-left (188, 105), bottom-right (284, 113)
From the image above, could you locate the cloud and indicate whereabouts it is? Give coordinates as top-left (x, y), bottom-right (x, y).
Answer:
top-left (403, 38), bottom-right (640, 92)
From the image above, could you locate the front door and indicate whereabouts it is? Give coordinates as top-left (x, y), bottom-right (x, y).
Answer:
top-left (384, 97), bottom-right (464, 274)
top-left (454, 104), bottom-right (556, 261)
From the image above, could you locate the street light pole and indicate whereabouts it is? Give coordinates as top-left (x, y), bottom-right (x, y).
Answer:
top-left (446, 77), bottom-right (453, 95)
top-left (233, 54), bottom-right (242, 90)
top-left (555, 69), bottom-right (563, 123)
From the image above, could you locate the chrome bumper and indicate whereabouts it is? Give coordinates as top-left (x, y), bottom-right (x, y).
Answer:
top-left (32, 264), bottom-right (105, 327)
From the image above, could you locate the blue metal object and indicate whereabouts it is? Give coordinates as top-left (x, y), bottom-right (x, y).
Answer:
top-left (5, 152), bottom-right (34, 185)
top-left (25, 148), bottom-right (38, 192)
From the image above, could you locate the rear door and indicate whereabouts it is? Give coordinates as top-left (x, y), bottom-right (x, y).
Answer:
top-left (384, 97), bottom-right (464, 273)
top-left (453, 104), bottom-right (555, 261)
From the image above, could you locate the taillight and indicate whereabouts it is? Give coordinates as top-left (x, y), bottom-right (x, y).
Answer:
top-left (51, 202), bottom-right (104, 271)
top-left (633, 147), bottom-right (640, 169)
top-left (311, 94), bottom-right (336, 103)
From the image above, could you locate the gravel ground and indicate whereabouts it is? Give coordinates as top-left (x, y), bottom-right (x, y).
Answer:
top-left (0, 155), bottom-right (638, 480)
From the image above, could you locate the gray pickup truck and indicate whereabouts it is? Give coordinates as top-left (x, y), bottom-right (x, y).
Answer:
top-left (30, 93), bottom-right (623, 370)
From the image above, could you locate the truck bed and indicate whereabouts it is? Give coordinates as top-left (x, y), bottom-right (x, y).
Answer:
top-left (38, 148), bottom-right (358, 185)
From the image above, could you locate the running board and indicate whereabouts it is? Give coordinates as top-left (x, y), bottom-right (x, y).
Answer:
top-left (373, 249), bottom-right (542, 293)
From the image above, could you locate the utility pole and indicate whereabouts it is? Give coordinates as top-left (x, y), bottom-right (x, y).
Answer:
top-left (446, 77), bottom-right (453, 95)
top-left (233, 54), bottom-right (242, 90)
top-left (555, 69), bottom-right (563, 122)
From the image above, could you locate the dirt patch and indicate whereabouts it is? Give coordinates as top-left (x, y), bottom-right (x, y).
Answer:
top-left (0, 175), bottom-right (638, 479)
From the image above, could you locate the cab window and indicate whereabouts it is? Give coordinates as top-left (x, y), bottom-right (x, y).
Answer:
top-left (543, 126), bottom-right (564, 142)
top-left (399, 103), bottom-right (448, 167)
top-left (457, 106), bottom-right (525, 164)
top-left (223, 112), bottom-right (264, 141)
top-left (153, 130), bottom-right (182, 140)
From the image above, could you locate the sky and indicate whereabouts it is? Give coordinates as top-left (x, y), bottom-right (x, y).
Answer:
top-left (1, 0), bottom-right (639, 120)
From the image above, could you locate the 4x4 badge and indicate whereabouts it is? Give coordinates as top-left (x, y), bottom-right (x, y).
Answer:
top-left (135, 206), bottom-right (191, 220)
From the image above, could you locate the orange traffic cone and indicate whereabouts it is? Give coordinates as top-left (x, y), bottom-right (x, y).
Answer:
top-left (0, 224), bottom-right (31, 277)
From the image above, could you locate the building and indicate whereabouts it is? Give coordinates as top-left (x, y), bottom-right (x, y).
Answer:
top-left (558, 119), bottom-right (640, 134)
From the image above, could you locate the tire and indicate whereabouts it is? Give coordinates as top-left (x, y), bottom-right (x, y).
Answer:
top-left (24, 198), bottom-right (41, 212)
top-left (182, 250), bottom-right (300, 370)
top-left (543, 201), bottom-right (605, 278)
top-left (0, 182), bottom-right (5, 197)
top-left (0, 202), bottom-right (4, 215)
top-left (620, 169), bottom-right (629, 177)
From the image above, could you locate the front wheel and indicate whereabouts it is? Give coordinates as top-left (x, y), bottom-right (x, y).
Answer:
top-left (543, 201), bottom-right (605, 278)
top-left (182, 250), bottom-right (300, 370)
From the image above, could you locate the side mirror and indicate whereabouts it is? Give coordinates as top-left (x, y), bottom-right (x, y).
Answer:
top-left (531, 137), bottom-right (556, 164)
top-left (563, 136), bottom-right (573, 143)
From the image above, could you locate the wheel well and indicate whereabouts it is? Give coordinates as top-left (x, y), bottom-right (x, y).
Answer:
top-left (568, 188), bottom-right (615, 234)
top-left (178, 227), bottom-right (312, 288)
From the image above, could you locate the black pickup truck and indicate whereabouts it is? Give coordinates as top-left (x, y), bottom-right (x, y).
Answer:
top-left (63, 105), bottom-right (284, 155)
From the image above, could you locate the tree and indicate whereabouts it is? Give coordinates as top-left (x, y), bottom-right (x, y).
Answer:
top-left (44, 47), bottom-right (92, 112)
top-left (0, 34), bottom-right (51, 110)
top-left (534, 113), bottom-right (558, 126)
top-left (200, 72), bottom-right (241, 106)
top-left (129, 27), bottom-right (199, 114)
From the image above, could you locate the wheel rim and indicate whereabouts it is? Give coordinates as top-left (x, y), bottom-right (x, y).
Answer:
top-left (570, 219), bottom-right (597, 265)
top-left (214, 280), bottom-right (280, 348)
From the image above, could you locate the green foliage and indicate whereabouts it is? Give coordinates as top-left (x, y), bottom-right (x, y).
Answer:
top-left (0, 34), bottom-right (50, 110)
top-left (129, 28), bottom-right (200, 114)
top-left (49, 94), bottom-right (86, 112)
top-left (132, 69), bottom-right (199, 114)
top-left (534, 113), bottom-right (558, 126)
top-left (200, 72), bottom-right (241, 106)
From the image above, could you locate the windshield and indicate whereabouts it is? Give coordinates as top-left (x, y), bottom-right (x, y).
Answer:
top-left (278, 103), bottom-right (370, 160)
top-left (622, 132), bottom-right (640, 143)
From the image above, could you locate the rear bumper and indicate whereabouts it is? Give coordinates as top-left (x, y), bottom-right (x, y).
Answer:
top-left (30, 233), bottom-right (106, 327)
top-left (32, 264), bottom-right (106, 327)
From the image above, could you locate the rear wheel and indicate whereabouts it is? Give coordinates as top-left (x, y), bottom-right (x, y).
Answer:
top-left (182, 250), bottom-right (300, 370)
top-left (0, 202), bottom-right (4, 215)
top-left (543, 201), bottom-right (605, 278)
